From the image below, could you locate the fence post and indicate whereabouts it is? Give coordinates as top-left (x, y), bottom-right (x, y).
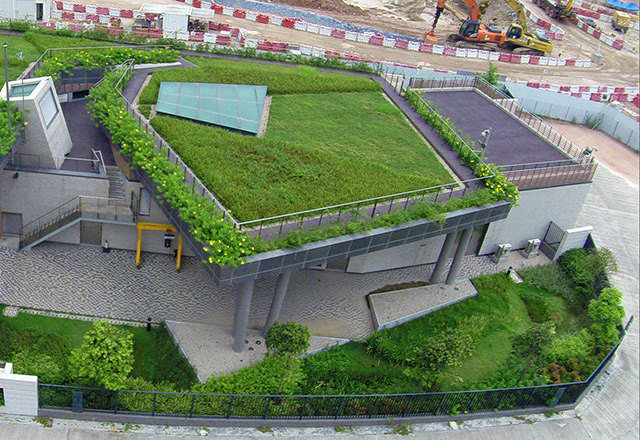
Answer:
top-left (335, 396), bottom-right (346, 419)
top-left (263, 396), bottom-right (272, 419)
top-left (226, 396), bottom-right (235, 418)
top-left (369, 396), bottom-right (379, 418)
top-left (189, 395), bottom-right (195, 417)
top-left (114, 390), bottom-right (119, 413)
top-left (549, 387), bottom-right (566, 407)
top-left (299, 396), bottom-right (309, 420)
top-left (401, 395), bottom-right (415, 417)
top-left (152, 392), bottom-right (157, 416)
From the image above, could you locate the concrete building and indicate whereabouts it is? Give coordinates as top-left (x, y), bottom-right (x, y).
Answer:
top-left (0, 58), bottom-right (597, 352)
top-left (0, 0), bottom-right (50, 22)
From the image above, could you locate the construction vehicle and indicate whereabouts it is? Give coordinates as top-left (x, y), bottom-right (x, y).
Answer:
top-left (612, 11), bottom-right (631, 32)
top-left (532, 0), bottom-right (577, 21)
top-left (502, 0), bottom-right (554, 55)
top-left (445, 0), bottom-right (507, 46)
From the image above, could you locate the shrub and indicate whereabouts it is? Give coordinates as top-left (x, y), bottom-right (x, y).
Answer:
top-left (519, 264), bottom-right (578, 310)
top-left (520, 291), bottom-right (551, 323)
top-left (545, 328), bottom-right (595, 365)
top-left (559, 248), bottom-right (617, 304)
top-left (588, 287), bottom-right (625, 348)
top-left (12, 350), bottom-right (67, 384)
top-left (69, 320), bottom-right (134, 390)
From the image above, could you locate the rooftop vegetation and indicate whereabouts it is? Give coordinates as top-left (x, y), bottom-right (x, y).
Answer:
top-left (150, 89), bottom-right (454, 221)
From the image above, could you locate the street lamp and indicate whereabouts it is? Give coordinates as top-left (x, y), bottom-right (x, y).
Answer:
top-left (478, 127), bottom-right (492, 157)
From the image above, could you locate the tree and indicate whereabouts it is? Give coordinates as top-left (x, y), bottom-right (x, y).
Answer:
top-left (588, 287), bottom-right (625, 348)
top-left (265, 321), bottom-right (311, 395)
top-left (511, 322), bottom-right (554, 384)
top-left (477, 62), bottom-right (500, 86)
top-left (69, 320), bottom-right (134, 390)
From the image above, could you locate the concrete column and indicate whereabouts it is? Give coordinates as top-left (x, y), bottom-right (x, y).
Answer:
top-left (430, 231), bottom-right (458, 284)
top-left (232, 280), bottom-right (255, 353)
top-left (445, 227), bottom-right (474, 285)
top-left (263, 270), bottom-right (292, 336)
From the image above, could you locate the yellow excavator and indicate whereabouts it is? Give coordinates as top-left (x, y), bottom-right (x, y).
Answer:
top-left (501, 0), bottom-right (554, 55)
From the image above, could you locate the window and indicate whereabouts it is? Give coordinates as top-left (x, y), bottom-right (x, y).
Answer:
top-left (139, 188), bottom-right (151, 216)
top-left (39, 89), bottom-right (59, 127)
top-left (36, 3), bottom-right (44, 21)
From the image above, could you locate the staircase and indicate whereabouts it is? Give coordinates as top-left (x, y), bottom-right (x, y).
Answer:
top-left (19, 196), bottom-right (135, 250)
top-left (106, 166), bottom-right (126, 201)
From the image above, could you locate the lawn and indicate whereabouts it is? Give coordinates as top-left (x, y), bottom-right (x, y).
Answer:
top-left (150, 91), bottom-right (454, 221)
top-left (0, 308), bottom-right (197, 389)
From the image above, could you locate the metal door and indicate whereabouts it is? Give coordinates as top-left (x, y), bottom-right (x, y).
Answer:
top-left (80, 221), bottom-right (102, 246)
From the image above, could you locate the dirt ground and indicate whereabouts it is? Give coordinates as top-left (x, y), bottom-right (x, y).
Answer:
top-left (545, 118), bottom-right (639, 186)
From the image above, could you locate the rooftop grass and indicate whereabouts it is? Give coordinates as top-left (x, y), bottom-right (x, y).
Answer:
top-left (145, 61), bottom-right (454, 221)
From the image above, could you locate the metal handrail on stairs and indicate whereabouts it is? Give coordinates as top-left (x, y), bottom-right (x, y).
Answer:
top-left (19, 196), bottom-right (134, 249)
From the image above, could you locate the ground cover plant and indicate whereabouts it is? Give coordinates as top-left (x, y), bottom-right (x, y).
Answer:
top-left (0, 308), bottom-right (197, 389)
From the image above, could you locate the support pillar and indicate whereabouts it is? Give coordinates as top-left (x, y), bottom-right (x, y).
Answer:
top-left (430, 231), bottom-right (457, 284)
top-left (233, 280), bottom-right (255, 353)
top-left (263, 271), bottom-right (292, 336)
top-left (445, 227), bottom-right (474, 285)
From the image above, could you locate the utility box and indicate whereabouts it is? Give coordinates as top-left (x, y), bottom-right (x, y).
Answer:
top-left (491, 243), bottom-right (512, 264)
top-left (521, 238), bottom-right (541, 259)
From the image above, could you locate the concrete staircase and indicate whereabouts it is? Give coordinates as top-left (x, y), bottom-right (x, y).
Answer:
top-left (106, 166), bottom-right (126, 201)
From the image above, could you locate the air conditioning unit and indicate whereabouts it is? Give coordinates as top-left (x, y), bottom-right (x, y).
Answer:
top-left (521, 239), bottom-right (541, 259)
top-left (491, 243), bottom-right (512, 263)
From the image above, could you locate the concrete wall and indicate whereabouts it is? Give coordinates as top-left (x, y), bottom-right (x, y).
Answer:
top-left (479, 182), bottom-right (592, 255)
top-left (0, 364), bottom-right (39, 417)
top-left (347, 234), bottom-right (446, 273)
top-left (0, 170), bottom-right (108, 227)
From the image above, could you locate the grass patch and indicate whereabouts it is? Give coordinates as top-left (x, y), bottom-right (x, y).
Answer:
top-left (0, 310), bottom-right (197, 388)
top-left (266, 93), bottom-right (452, 182)
top-left (139, 59), bottom-right (380, 105)
top-left (151, 91), bottom-right (453, 221)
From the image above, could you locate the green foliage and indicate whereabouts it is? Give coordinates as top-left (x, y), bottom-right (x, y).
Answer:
top-left (559, 248), bottom-right (617, 305)
top-left (477, 62), bottom-right (500, 86)
top-left (588, 287), bottom-right (625, 347)
top-left (12, 350), bottom-right (66, 384)
top-left (36, 46), bottom-right (179, 78)
top-left (520, 291), bottom-right (552, 323)
top-left (0, 100), bottom-right (25, 156)
top-left (545, 328), bottom-right (595, 366)
top-left (69, 320), bottom-right (134, 390)
top-left (511, 322), bottom-right (555, 362)
top-left (265, 322), bottom-right (312, 358)
top-left (23, 31), bottom-right (110, 52)
top-left (519, 264), bottom-right (578, 310)
top-left (198, 355), bottom-right (305, 395)
top-left (139, 59), bottom-right (379, 105)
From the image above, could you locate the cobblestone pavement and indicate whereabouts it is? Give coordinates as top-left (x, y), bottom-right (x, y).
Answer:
top-left (0, 242), bottom-right (504, 340)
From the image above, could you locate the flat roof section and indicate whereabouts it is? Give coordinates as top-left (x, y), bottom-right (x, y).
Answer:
top-left (419, 90), bottom-right (571, 166)
top-left (157, 82), bottom-right (268, 135)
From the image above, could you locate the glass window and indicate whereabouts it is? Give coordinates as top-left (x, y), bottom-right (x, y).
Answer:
top-left (39, 89), bottom-right (59, 127)
top-left (139, 188), bottom-right (151, 216)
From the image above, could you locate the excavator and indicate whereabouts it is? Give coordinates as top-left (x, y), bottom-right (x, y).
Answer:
top-left (501, 0), bottom-right (554, 55)
top-left (425, 0), bottom-right (553, 55)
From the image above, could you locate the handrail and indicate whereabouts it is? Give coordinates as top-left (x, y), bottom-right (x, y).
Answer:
top-left (92, 149), bottom-right (106, 174)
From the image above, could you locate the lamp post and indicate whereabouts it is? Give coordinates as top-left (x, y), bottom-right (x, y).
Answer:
top-left (3, 43), bottom-right (13, 164)
top-left (478, 127), bottom-right (492, 158)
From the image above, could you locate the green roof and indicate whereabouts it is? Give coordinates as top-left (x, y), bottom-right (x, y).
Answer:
top-left (156, 82), bottom-right (267, 134)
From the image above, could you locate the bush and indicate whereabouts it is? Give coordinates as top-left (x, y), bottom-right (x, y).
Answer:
top-left (519, 264), bottom-right (578, 310)
top-left (12, 350), bottom-right (67, 384)
top-left (520, 291), bottom-right (551, 323)
top-left (545, 328), bottom-right (595, 365)
top-left (588, 287), bottom-right (625, 348)
top-left (70, 320), bottom-right (134, 390)
top-left (559, 248), bottom-right (617, 304)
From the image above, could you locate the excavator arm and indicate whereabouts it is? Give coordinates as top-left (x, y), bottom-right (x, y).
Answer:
top-left (504, 0), bottom-right (530, 34)
top-left (461, 0), bottom-right (481, 21)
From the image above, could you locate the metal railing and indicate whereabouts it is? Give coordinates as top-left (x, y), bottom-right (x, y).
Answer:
top-left (19, 195), bottom-right (134, 242)
top-left (501, 162), bottom-right (598, 190)
top-left (10, 152), bottom-right (101, 173)
top-left (92, 149), bottom-right (106, 174)
top-left (38, 317), bottom-right (632, 421)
